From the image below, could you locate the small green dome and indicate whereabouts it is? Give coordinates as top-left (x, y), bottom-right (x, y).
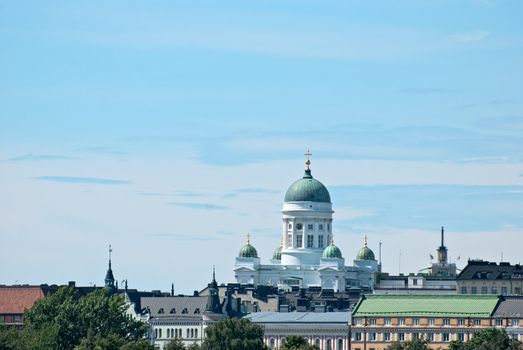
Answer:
top-left (356, 245), bottom-right (375, 260)
top-left (239, 235), bottom-right (258, 258)
top-left (272, 245), bottom-right (282, 260)
top-left (323, 241), bottom-right (343, 259)
top-left (284, 169), bottom-right (331, 203)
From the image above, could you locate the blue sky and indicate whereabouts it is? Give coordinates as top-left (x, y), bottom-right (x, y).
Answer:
top-left (1, 0), bottom-right (522, 293)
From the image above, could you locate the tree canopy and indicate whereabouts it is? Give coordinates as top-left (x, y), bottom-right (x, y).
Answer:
top-left (280, 335), bottom-right (320, 350)
top-left (200, 318), bottom-right (267, 350)
top-left (386, 338), bottom-right (430, 350)
top-left (0, 286), bottom-right (153, 350)
top-left (449, 328), bottom-right (522, 350)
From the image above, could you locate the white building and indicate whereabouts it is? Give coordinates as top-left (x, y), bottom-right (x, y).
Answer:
top-left (234, 158), bottom-right (379, 292)
top-left (245, 311), bottom-right (351, 350)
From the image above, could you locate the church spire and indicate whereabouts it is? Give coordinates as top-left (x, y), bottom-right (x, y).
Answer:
top-left (105, 244), bottom-right (116, 292)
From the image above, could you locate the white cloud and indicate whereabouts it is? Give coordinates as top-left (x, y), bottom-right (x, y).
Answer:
top-left (448, 30), bottom-right (491, 43)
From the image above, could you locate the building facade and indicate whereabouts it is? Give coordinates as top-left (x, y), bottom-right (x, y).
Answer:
top-left (246, 311), bottom-right (351, 350)
top-left (351, 294), bottom-right (502, 350)
top-left (457, 260), bottom-right (523, 296)
top-left (234, 158), bottom-right (379, 292)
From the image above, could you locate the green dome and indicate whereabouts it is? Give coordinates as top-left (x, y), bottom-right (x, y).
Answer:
top-left (322, 241), bottom-right (343, 259)
top-left (272, 245), bottom-right (282, 260)
top-left (356, 245), bottom-right (375, 260)
top-left (284, 169), bottom-right (331, 203)
top-left (239, 240), bottom-right (258, 258)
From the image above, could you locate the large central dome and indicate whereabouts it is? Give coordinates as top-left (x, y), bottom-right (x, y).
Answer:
top-left (284, 169), bottom-right (331, 203)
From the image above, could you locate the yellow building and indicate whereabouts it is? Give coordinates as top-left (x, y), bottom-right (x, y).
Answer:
top-left (351, 295), bottom-right (501, 350)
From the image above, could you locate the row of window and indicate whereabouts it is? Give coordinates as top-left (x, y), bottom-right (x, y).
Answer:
top-left (354, 317), bottom-right (494, 326)
top-left (353, 331), bottom-right (521, 343)
top-left (0, 314), bottom-right (23, 323)
top-left (155, 327), bottom-right (199, 339)
top-left (295, 234), bottom-right (326, 248)
top-left (288, 223), bottom-right (331, 231)
top-left (269, 337), bottom-right (344, 350)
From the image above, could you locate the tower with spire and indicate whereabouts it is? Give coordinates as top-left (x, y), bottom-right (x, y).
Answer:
top-left (203, 266), bottom-right (225, 321)
top-left (105, 244), bottom-right (116, 293)
top-left (429, 227), bottom-right (457, 277)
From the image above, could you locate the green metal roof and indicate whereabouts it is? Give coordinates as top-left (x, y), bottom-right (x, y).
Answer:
top-left (272, 245), bottom-right (282, 260)
top-left (353, 295), bottom-right (500, 318)
top-left (239, 242), bottom-right (258, 258)
top-left (356, 245), bottom-right (375, 260)
top-left (323, 242), bottom-right (343, 259)
top-left (284, 169), bottom-right (331, 203)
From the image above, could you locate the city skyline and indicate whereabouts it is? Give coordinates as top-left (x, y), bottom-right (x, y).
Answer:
top-left (1, 0), bottom-right (522, 293)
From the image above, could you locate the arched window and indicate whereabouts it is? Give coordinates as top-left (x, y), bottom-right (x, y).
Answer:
top-left (191, 329), bottom-right (194, 338)
top-left (270, 338), bottom-right (275, 349)
top-left (338, 338), bottom-right (343, 350)
top-left (195, 329), bottom-right (198, 338)
top-left (171, 328), bottom-right (175, 338)
top-left (315, 339), bottom-right (320, 347)
top-left (155, 329), bottom-right (158, 338)
top-left (187, 328), bottom-right (190, 338)
top-left (167, 329), bottom-right (170, 338)
top-left (159, 328), bottom-right (162, 339)
top-left (326, 338), bottom-right (332, 350)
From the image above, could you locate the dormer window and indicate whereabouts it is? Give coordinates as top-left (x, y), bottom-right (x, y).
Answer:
top-left (194, 308), bottom-right (200, 314)
top-left (158, 308), bottom-right (164, 314)
top-left (182, 308), bottom-right (188, 314)
top-left (170, 308), bottom-right (176, 314)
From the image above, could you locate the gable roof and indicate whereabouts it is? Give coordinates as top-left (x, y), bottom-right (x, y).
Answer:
top-left (141, 296), bottom-right (208, 319)
top-left (0, 286), bottom-right (45, 314)
top-left (352, 295), bottom-right (499, 318)
top-left (493, 296), bottom-right (523, 318)
top-left (245, 311), bottom-right (350, 324)
top-left (457, 260), bottom-right (523, 280)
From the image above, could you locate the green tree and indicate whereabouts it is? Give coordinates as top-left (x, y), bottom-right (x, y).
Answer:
top-left (165, 338), bottom-right (187, 350)
top-left (20, 286), bottom-right (150, 350)
top-left (462, 328), bottom-right (521, 350)
top-left (201, 318), bottom-right (267, 350)
top-left (280, 335), bottom-right (320, 350)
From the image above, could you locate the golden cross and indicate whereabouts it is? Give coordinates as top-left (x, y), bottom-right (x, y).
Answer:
top-left (304, 149), bottom-right (312, 170)
top-left (247, 233), bottom-right (251, 244)
top-left (364, 235), bottom-right (368, 246)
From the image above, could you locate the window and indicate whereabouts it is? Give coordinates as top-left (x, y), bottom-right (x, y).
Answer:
top-left (369, 318), bottom-right (377, 325)
top-left (471, 287), bottom-right (478, 294)
top-left (412, 333), bottom-right (419, 339)
top-left (458, 319), bottom-right (465, 326)
top-left (338, 339), bottom-right (343, 350)
top-left (296, 234), bottom-right (303, 248)
top-left (318, 235), bottom-right (324, 248)
top-left (307, 235), bottom-right (314, 248)
top-left (155, 329), bottom-right (158, 338)
top-left (194, 308), bottom-right (200, 314)
top-left (461, 286), bottom-right (468, 294)
top-left (502, 287), bottom-right (508, 295)
top-left (413, 279), bottom-right (418, 286)
top-left (158, 308), bottom-right (164, 314)
top-left (384, 333), bottom-right (391, 341)
top-left (296, 223), bottom-right (303, 230)
top-left (288, 223), bottom-right (292, 229)
top-left (326, 339), bottom-right (332, 350)
top-left (315, 339), bottom-right (321, 347)
top-left (427, 333), bottom-right (434, 341)
top-left (182, 308), bottom-right (188, 314)
top-left (369, 333), bottom-right (376, 341)
top-left (195, 329), bottom-right (198, 338)
top-left (384, 318), bottom-right (391, 326)
top-left (327, 223), bottom-right (330, 231)
top-left (492, 287), bottom-right (498, 294)
top-left (496, 319), bottom-right (503, 326)
top-left (398, 318), bottom-right (405, 326)
top-left (354, 332), bottom-right (362, 341)
top-left (354, 318), bottom-right (363, 325)
top-left (481, 286), bottom-right (488, 294)
top-left (186, 329), bottom-right (190, 338)
top-left (428, 318), bottom-right (435, 326)
top-left (442, 333), bottom-right (450, 342)
top-left (512, 319), bottom-right (520, 327)
top-left (191, 329), bottom-right (194, 338)
top-left (159, 329), bottom-right (162, 338)
top-left (319, 224), bottom-right (324, 230)
top-left (398, 333), bottom-right (405, 341)
top-left (308, 224), bottom-right (314, 230)
top-left (458, 333), bottom-right (465, 341)
top-left (474, 319), bottom-right (481, 326)
top-left (270, 338), bottom-right (275, 349)
top-left (443, 318), bottom-right (451, 326)
top-left (413, 318), bottom-right (420, 326)
top-left (167, 329), bottom-right (170, 338)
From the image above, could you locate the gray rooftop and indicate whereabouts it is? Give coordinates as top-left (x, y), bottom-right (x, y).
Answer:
top-left (245, 311), bottom-right (350, 324)
top-left (493, 297), bottom-right (523, 318)
top-left (141, 296), bottom-right (208, 319)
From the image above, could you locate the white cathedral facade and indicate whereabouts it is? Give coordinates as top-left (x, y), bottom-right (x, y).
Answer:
top-left (234, 158), bottom-right (379, 292)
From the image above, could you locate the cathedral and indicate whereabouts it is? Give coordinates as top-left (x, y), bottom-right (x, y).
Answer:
top-left (234, 155), bottom-right (379, 292)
